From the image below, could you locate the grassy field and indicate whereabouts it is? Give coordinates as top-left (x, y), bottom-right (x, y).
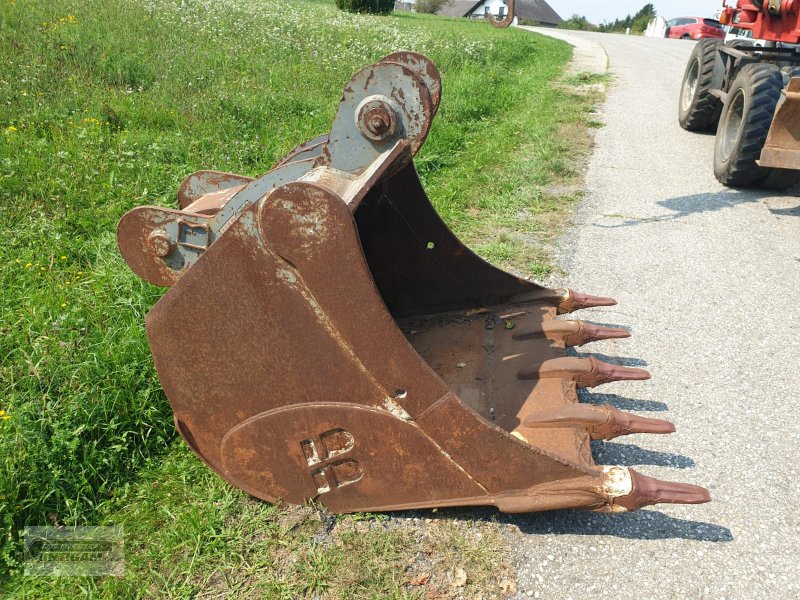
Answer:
top-left (0, 0), bottom-right (597, 596)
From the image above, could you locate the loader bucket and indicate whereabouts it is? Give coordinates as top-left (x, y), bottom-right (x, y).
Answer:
top-left (759, 77), bottom-right (800, 170)
top-left (118, 53), bottom-right (709, 514)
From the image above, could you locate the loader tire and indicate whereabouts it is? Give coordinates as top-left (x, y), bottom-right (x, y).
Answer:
top-left (713, 63), bottom-right (783, 187)
top-left (679, 39), bottom-right (723, 132)
top-left (761, 168), bottom-right (800, 191)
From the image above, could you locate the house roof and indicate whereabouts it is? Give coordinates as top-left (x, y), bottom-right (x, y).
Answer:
top-left (514, 0), bottom-right (562, 25)
top-left (436, 1), bottom-right (481, 18)
top-left (436, 0), bottom-right (562, 25)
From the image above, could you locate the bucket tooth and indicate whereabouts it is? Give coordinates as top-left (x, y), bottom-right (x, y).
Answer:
top-left (557, 288), bottom-right (617, 315)
top-left (510, 288), bottom-right (617, 314)
top-left (607, 467), bottom-right (711, 512)
top-left (523, 404), bottom-right (675, 440)
top-left (517, 357), bottom-right (651, 388)
top-left (513, 320), bottom-right (631, 347)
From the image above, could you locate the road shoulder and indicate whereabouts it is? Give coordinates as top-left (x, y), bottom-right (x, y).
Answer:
top-left (520, 27), bottom-right (609, 75)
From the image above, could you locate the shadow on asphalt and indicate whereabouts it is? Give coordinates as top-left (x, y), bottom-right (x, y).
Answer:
top-left (572, 351), bottom-right (649, 368)
top-left (391, 507), bottom-right (733, 542)
top-left (508, 510), bottom-right (733, 542)
top-left (579, 391), bottom-right (669, 412)
top-left (565, 345), bottom-right (649, 367)
top-left (592, 441), bottom-right (695, 469)
top-left (657, 189), bottom-right (766, 219)
top-left (592, 188), bottom-right (790, 227)
top-left (769, 203), bottom-right (800, 216)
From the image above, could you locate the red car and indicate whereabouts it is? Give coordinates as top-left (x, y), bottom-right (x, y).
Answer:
top-left (666, 17), bottom-right (725, 40)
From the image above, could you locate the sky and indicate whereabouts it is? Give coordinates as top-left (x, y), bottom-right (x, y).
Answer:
top-left (545, 1), bottom-right (724, 25)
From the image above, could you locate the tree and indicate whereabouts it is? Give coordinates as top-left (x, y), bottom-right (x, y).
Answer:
top-left (560, 14), bottom-right (591, 31)
top-left (634, 4), bottom-right (657, 20)
top-left (415, 0), bottom-right (452, 14)
top-left (335, 0), bottom-right (394, 15)
top-left (598, 3), bottom-right (656, 33)
top-left (631, 3), bottom-right (656, 32)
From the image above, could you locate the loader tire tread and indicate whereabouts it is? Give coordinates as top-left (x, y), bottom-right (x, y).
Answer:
top-left (679, 38), bottom-right (722, 132)
top-left (714, 63), bottom-right (783, 187)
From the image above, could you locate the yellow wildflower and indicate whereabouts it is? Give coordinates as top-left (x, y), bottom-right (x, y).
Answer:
top-left (25, 262), bottom-right (32, 268)
top-left (0, 410), bottom-right (5, 416)
top-left (15, 258), bottom-right (21, 263)
top-left (40, 267), bottom-right (46, 271)
top-left (4, 125), bottom-right (17, 134)
top-left (1, 415), bottom-right (10, 421)
top-left (60, 255), bottom-right (67, 260)
top-left (64, 281), bottom-right (70, 285)
top-left (60, 303), bottom-right (66, 308)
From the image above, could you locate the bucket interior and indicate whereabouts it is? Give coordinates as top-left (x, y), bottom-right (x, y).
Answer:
top-left (354, 164), bottom-right (592, 466)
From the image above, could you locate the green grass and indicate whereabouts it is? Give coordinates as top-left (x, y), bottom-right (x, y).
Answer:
top-left (563, 71), bottom-right (613, 86)
top-left (0, 0), bottom-right (597, 596)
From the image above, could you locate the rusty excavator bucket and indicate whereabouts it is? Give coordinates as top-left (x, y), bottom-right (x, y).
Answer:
top-left (488, 0), bottom-right (515, 28)
top-left (118, 53), bottom-right (710, 515)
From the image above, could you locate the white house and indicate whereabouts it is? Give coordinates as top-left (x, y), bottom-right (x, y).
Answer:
top-left (396, 0), bottom-right (562, 27)
top-left (470, 0), bottom-right (513, 21)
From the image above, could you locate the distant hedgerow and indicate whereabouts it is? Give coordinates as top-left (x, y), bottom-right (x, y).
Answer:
top-left (335, 0), bottom-right (394, 15)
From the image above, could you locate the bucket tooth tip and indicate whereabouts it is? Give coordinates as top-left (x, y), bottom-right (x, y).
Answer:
top-left (516, 358), bottom-right (650, 387)
top-left (614, 469), bottom-right (711, 511)
top-left (523, 404), bottom-right (675, 440)
top-left (607, 327), bottom-right (631, 339)
top-left (558, 289), bottom-right (618, 314)
top-left (535, 321), bottom-right (632, 347)
top-left (606, 410), bottom-right (674, 439)
top-left (578, 359), bottom-right (651, 388)
top-left (577, 322), bottom-right (632, 346)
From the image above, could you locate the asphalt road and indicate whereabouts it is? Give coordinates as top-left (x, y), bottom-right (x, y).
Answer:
top-left (507, 31), bottom-right (800, 600)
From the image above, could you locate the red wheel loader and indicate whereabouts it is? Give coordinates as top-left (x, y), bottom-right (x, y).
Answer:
top-left (119, 53), bottom-right (709, 517)
top-left (679, 0), bottom-right (800, 189)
